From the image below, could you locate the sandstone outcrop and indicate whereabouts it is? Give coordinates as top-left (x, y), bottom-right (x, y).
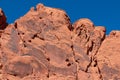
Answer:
top-left (0, 4), bottom-right (120, 80)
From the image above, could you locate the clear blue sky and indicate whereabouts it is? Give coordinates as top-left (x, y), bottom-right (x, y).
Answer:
top-left (0, 0), bottom-right (120, 34)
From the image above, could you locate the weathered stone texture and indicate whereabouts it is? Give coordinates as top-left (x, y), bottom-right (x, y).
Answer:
top-left (0, 4), bottom-right (120, 80)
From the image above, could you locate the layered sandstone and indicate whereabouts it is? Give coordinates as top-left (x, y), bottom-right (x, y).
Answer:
top-left (0, 4), bottom-right (120, 80)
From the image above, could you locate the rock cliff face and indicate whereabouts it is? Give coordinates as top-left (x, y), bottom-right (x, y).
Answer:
top-left (0, 4), bottom-right (120, 80)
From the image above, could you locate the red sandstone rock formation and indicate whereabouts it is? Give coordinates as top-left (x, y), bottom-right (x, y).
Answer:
top-left (0, 4), bottom-right (120, 80)
top-left (0, 8), bottom-right (7, 30)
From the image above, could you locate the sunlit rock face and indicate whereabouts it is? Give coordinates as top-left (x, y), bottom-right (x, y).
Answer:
top-left (0, 4), bottom-right (120, 80)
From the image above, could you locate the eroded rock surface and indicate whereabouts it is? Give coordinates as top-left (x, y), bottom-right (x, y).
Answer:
top-left (0, 3), bottom-right (120, 80)
top-left (96, 31), bottom-right (120, 80)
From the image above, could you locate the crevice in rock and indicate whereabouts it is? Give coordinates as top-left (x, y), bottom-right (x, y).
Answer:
top-left (13, 22), bottom-right (28, 51)
top-left (70, 45), bottom-right (75, 56)
top-left (32, 33), bottom-right (45, 41)
top-left (70, 37), bottom-right (79, 80)
top-left (14, 22), bottom-right (17, 29)
top-left (86, 37), bottom-right (106, 80)
top-left (94, 59), bottom-right (103, 80)
top-left (93, 38), bottom-right (106, 78)
top-left (55, 35), bottom-right (60, 41)
top-left (68, 24), bottom-right (74, 31)
top-left (85, 57), bottom-right (92, 72)
top-left (86, 41), bottom-right (93, 55)
top-left (31, 34), bottom-right (37, 39)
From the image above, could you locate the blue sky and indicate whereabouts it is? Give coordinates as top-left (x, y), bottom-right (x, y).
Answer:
top-left (0, 0), bottom-right (120, 34)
